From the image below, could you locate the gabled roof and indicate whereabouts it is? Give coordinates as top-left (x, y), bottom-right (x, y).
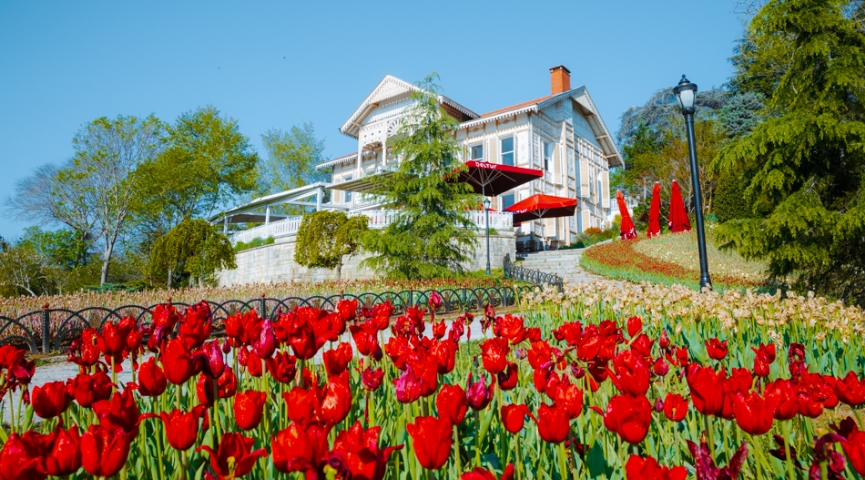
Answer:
top-left (339, 75), bottom-right (479, 138)
top-left (458, 87), bottom-right (624, 168)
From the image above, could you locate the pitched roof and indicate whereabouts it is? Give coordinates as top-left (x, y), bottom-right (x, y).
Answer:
top-left (479, 95), bottom-right (554, 118)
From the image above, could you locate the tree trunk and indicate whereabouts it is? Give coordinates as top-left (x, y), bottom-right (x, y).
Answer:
top-left (336, 263), bottom-right (342, 282)
top-left (100, 244), bottom-right (113, 285)
top-left (167, 268), bottom-right (173, 290)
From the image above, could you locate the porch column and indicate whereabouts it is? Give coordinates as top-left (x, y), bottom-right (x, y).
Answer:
top-left (223, 216), bottom-right (228, 234)
top-left (265, 206), bottom-right (271, 225)
top-left (316, 186), bottom-right (323, 211)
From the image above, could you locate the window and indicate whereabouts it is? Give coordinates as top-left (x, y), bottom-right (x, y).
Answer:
top-left (543, 142), bottom-right (555, 172)
top-left (500, 137), bottom-right (514, 166)
top-left (344, 176), bottom-right (352, 203)
top-left (469, 144), bottom-right (483, 161)
top-left (501, 193), bottom-right (515, 211)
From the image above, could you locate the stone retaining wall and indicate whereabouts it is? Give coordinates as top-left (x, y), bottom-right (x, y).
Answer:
top-left (217, 232), bottom-right (516, 286)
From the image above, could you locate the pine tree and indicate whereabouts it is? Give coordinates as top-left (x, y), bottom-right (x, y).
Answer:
top-left (715, 0), bottom-right (865, 305)
top-left (361, 74), bottom-right (479, 279)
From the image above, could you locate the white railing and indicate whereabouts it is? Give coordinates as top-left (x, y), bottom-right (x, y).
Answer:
top-left (230, 209), bottom-right (513, 244)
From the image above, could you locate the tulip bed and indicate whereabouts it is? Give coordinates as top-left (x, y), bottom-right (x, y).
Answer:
top-left (1, 283), bottom-right (865, 479)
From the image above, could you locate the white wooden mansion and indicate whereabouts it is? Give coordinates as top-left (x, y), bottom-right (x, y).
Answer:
top-left (217, 66), bottom-right (622, 285)
top-left (319, 65), bottom-right (622, 242)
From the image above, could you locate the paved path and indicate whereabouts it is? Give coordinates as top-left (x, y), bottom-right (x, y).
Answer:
top-left (516, 248), bottom-right (606, 286)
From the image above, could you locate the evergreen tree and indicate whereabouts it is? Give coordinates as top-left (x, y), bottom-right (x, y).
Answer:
top-left (715, 0), bottom-right (865, 305)
top-left (361, 74), bottom-right (479, 279)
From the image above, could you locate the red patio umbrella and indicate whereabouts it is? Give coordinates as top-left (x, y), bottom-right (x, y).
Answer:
top-left (458, 161), bottom-right (543, 197)
top-left (668, 180), bottom-right (691, 233)
top-left (616, 190), bottom-right (637, 240)
top-left (504, 193), bottom-right (577, 224)
top-left (647, 182), bottom-right (661, 237)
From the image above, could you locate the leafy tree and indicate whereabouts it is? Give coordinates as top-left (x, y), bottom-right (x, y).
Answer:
top-left (7, 115), bottom-right (165, 285)
top-left (718, 92), bottom-right (765, 138)
top-left (132, 106), bottom-right (259, 242)
top-left (361, 73), bottom-right (479, 279)
top-left (294, 210), bottom-right (368, 280)
top-left (19, 227), bottom-right (89, 270)
top-left (618, 87), bottom-right (727, 147)
top-left (0, 243), bottom-right (50, 297)
top-left (259, 123), bottom-right (330, 195)
top-left (714, 0), bottom-right (865, 305)
top-left (149, 218), bottom-right (236, 288)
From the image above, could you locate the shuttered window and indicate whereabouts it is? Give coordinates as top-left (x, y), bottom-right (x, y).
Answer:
top-left (579, 159), bottom-right (590, 198)
top-left (600, 171), bottom-right (610, 209)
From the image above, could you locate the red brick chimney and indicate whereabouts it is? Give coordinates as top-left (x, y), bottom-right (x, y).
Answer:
top-left (550, 65), bottom-right (571, 94)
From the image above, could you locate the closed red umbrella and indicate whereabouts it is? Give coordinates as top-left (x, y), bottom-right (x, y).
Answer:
top-left (504, 193), bottom-right (577, 224)
top-left (668, 180), bottom-right (691, 233)
top-left (647, 182), bottom-right (661, 237)
top-left (616, 191), bottom-right (637, 240)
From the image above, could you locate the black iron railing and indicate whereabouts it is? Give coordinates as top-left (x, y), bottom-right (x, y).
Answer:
top-left (0, 286), bottom-right (535, 353)
top-left (502, 254), bottom-right (564, 293)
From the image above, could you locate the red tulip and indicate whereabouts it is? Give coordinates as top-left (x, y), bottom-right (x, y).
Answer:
top-left (652, 357), bottom-right (670, 377)
top-left (705, 338), bottom-right (728, 360)
top-left (80, 424), bottom-right (130, 478)
top-left (159, 406), bottom-right (207, 451)
top-left (350, 321), bottom-right (379, 358)
top-left (481, 337), bottom-right (510, 375)
top-left (498, 362), bottom-right (518, 391)
top-left (197, 367), bottom-right (239, 406)
top-left (625, 455), bottom-right (687, 480)
top-left (196, 432), bottom-right (268, 479)
top-left (394, 366), bottom-right (422, 404)
top-left (501, 404), bottom-right (531, 434)
top-left (436, 384), bottom-right (467, 425)
top-left (406, 416), bottom-right (452, 470)
top-left (41, 425), bottom-right (82, 476)
top-left (752, 343), bottom-right (776, 378)
top-left (201, 340), bottom-right (226, 378)
top-left (137, 356), bottom-right (167, 397)
top-left (686, 364), bottom-right (725, 417)
top-left (630, 334), bottom-right (655, 358)
top-left (733, 391), bottom-right (776, 435)
top-left (322, 342), bottom-right (353, 376)
top-left (316, 372), bottom-right (351, 425)
top-left (336, 298), bottom-right (358, 322)
top-left (283, 387), bottom-right (317, 425)
top-left (161, 337), bottom-right (198, 385)
top-left (0, 432), bottom-right (44, 480)
top-left (272, 421), bottom-right (330, 475)
top-left (535, 403), bottom-right (570, 443)
top-left (253, 319), bottom-right (277, 359)
top-left (331, 421), bottom-right (404, 480)
top-left (626, 316), bottom-right (642, 338)
top-left (431, 339), bottom-right (456, 374)
top-left (842, 426), bottom-right (865, 475)
top-left (362, 367), bottom-right (384, 392)
top-left (687, 439), bottom-right (748, 479)
top-left (549, 382), bottom-right (583, 420)
top-left (432, 321), bottom-right (447, 339)
top-left (764, 379), bottom-right (799, 421)
top-left (602, 394), bottom-right (652, 444)
top-left (609, 350), bottom-right (650, 397)
top-left (462, 464), bottom-right (515, 480)
top-left (93, 387), bottom-right (155, 441)
top-left (662, 393), bottom-right (689, 422)
top-left (466, 372), bottom-right (495, 411)
top-left (836, 371), bottom-right (865, 407)
top-left (658, 330), bottom-right (670, 349)
top-left (234, 390), bottom-right (267, 431)
top-left (240, 348), bottom-right (263, 377)
top-left (66, 371), bottom-right (113, 408)
top-left (266, 351), bottom-right (297, 384)
top-left (68, 329), bottom-right (100, 368)
top-left (31, 381), bottom-right (71, 419)
top-left (99, 321), bottom-right (127, 357)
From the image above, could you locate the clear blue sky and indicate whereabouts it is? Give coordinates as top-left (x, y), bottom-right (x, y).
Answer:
top-left (0, 1), bottom-right (745, 240)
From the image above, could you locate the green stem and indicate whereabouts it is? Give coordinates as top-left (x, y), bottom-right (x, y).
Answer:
top-left (557, 443), bottom-right (568, 480)
top-left (782, 420), bottom-right (795, 480)
top-left (454, 425), bottom-right (462, 475)
top-left (706, 415), bottom-right (716, 459)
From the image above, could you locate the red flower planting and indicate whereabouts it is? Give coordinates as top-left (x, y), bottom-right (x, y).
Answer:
top-left (196, 432), bottom-right (268, 480)
top-left (406, 416), bottom-right (452, 470)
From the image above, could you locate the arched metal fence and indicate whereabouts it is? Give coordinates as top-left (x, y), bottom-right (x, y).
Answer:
top-left (502, 254), bottom-right (564, 293)
top-left (0, 286), bottom-right (537, 354)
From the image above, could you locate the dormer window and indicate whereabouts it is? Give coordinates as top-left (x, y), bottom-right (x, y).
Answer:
top-left (469, 144), bottom-right (484, 161)
top-left (500, 137), bottom-right (514, 166)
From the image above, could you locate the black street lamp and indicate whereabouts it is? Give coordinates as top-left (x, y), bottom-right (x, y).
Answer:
top-left (483, 197), bottom-right (492, 276)
top-left (673, 75), bottom-right (712, 290)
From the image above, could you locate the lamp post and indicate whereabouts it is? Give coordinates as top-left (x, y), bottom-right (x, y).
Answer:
top-left (483, 197), bottom-right (492, 276)
top-left (673, 74), bottom-right (712, 290)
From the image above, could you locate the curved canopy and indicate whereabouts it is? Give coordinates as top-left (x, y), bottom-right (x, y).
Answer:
top-left (459, 161), bottom-right (543, 197)
top-left (504, 193), bottom-right (577, 224)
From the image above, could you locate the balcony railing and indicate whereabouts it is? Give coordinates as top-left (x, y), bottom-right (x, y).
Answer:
top-left (230, 209), bottom-right (514, 244)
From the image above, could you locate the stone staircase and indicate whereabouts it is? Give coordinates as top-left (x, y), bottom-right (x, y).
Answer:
top-left (516, 248), bottom-right (605, 285)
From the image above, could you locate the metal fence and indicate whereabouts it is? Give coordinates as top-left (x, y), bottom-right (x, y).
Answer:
top-left (502, 254), bottom-right (564, 293)
top-left (0, 286), bottom-right (538, 354)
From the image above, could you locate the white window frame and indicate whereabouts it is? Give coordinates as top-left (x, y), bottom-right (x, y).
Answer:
top-left (543, 141), bottom-right (554, 172)
top-left (500, 136), bottom-right (515, 166)
top-left (469, 143), bottom-right (484, 161)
